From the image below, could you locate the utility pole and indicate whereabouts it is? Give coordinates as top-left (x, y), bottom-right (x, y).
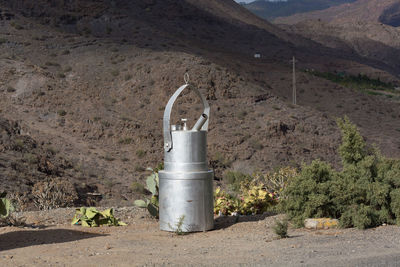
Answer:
top-left (290, 56), bottom-right (297, 105)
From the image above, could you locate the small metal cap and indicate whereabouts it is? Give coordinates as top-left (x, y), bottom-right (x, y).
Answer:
top-left (181, 118), bottom-right (188, 131)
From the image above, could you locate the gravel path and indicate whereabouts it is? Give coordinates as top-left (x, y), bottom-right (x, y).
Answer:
top-left (0, 207), bottom-right (400, 266)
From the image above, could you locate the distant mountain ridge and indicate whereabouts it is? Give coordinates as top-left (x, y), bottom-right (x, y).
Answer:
top-left (273, 0), bottom-right (399, 25)
top-left (241, 0), bottom-right (356, 20)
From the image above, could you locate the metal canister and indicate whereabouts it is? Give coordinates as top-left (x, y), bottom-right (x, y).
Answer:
top-left (158, 81), bottom-right (214, 232)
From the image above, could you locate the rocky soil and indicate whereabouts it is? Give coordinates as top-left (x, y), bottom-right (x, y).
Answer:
top-left (1, 208), bottom-right (400, 266)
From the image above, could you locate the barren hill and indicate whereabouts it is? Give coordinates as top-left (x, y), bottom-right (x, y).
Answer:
top-left (274, 0), bottom-right (400, 79)
top-left (274, 0), bottom-right (398, 24)
top-left (0, 0), bottom-right (399, 208)
top-left (242, 0), bottom-right (356, 20)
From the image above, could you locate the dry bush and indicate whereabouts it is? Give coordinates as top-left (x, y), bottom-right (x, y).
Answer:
top-left (8, 192), bottom-right (29, 212)
top-left (32, 178), bottom-right (78, 210)
top-left (0, 214), bottom-right (26, 227)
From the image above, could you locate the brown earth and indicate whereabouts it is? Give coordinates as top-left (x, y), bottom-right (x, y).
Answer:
top-left (1, 208), bottom-right (400, 266)
top-left (0, 0), bottom-right (399, 209)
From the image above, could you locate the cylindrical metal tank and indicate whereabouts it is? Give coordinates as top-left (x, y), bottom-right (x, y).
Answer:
top-left (158, 82), bottom-right (214, 232)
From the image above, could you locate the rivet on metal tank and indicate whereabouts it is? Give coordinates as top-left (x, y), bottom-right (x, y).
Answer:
top-left (158, 73), bottom-right (214, 232)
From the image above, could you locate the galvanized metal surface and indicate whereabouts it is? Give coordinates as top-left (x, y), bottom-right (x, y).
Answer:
top-left (159, 80), bottom-right (214, 232)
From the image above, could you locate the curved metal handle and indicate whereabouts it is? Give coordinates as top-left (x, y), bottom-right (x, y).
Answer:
top-left (163, 83), bottom-right (210, 152)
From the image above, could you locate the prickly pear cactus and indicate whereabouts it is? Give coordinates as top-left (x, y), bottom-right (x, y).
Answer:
top-left (134, 169), bottom-right (159, 218)
top-left (0, 192), bottom-right (14, 218)
top-left (71, 207), bottom-right (127, 227)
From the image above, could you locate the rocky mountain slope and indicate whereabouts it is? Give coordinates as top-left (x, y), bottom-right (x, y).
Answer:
top-left (274, 0), bottom-right (398, 24)
top-left (274, 0), bottom-right (400, 77)
top-left (0, 0), bottom-right (399, 209)
top-left (241, 0), bottom-right (356, 20)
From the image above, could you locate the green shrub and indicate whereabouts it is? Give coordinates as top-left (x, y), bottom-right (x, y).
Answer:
top-left (57, 109), bottom-right (67, 116)
top-left (223, 171), bottom-right (252, 193)
top-left (337, 116), bottom-right (366, 165)
top-left (273, 219), bottom-right (289, 238)
top-left (280, 160), bottom-right (337, 227)
top-left (281, 116), bottom-right (400, 229)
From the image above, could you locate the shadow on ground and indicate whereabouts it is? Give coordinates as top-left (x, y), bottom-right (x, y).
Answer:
top-left (214, 212), bottom-right (276, 230)
top-left (0, 228), bottom-right (107, 251)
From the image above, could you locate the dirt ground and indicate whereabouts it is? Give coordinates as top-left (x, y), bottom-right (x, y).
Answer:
top-left (1, 207), bottom-right (400, 266)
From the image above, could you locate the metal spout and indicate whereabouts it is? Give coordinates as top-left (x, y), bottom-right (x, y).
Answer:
top-left (192, 113), bottom-right (208, 131)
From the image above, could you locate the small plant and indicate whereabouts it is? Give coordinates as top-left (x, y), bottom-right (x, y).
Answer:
top-left (169, 215), bottom-right (187, 235)
top-left (210, 151), bottom-right (231, 169)
top-left (273, 219), bottom-right (289, 238)
top-left (214, 187), bottom-right (240, 216)
top-left (12, 139), bottom-right (25, 151)
top-left (118, 137), bottom-right (133, 145)
top-left (237, 110), bottom-right (247, 120)
top-left (111, 70), bottom-right (120, 77)
top-left (124, 74), bottom-right (132, 81)
top-left (45, 61), bottom-right (60, 67)
top-left (104, 154), bottom-right (115, 161)
top-left (101, 121), bottom-right (111, 128)
top-left (0, 192), bottom-right (14, 218)
top-left (57, 109), bottom-right (67, 116)
top-left (32, 178), bottom-right (78, 210)
top-left (57, 72), bottom-right (66, 78)
top-left (10, 22), bottom-right (24, 30)
top-left (71, 207), bottom-right (126, 227)
top-left (0, 192), bottom-right (26, 227)
top-left (7, 86), bottom-right (15, 92)
top-left (134, 168), bottom-right (159, 217)
top-left (136, 149), bottom-right (146, 158)
top-left (249, 139), bottom-right (263, 150)
top-left (23, 153), bottom-right (38, 164)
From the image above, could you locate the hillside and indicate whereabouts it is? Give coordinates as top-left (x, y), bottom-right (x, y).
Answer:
top-left (274, 0), bottom-right (398, 24)
top-left (0, 0), bottom-right (399, 209)
top-left (274, 0), bottom-right (400, 80)
top-left (241, 0), bottom-right (356, 20)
